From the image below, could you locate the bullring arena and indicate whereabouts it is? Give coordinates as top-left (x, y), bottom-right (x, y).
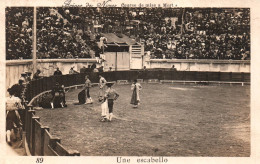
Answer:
top-left (36, 82), bottom-right (250, 156)
top-left (5, 70), bottom-right (250, 156)
top-left (4, 6), bottom-right (251, 157)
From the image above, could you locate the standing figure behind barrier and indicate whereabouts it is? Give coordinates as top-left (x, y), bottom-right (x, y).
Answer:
top-left (54, 67), bottom-right (62, 76)
top-left (171, 65), bottom-right (177, 71)
top-left (98, 75), bottom-right (107, 102)
top-left (33, 69), bottom-right (42, 80)
top-left (50, 82), bottom-right (66, 109)
top-left (69, 66), bottom-right (79, 74)
top-left (19, 72), bottom-right (28, 84)
top-left (6, 87), bottom-right (23, 146)
top-left (98, 66), bottom-right (104, 73)
top-left (26, 72), bottom-right (32, 82)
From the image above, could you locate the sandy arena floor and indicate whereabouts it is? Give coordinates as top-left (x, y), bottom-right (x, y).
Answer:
top-left (36, 83), bottom-right (250, 156)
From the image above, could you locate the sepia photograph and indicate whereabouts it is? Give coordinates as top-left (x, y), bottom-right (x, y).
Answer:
top-left (1, 0), bottom-right (260, 163)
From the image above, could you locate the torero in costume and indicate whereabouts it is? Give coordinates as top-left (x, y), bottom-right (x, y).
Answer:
top-left (101, 82), bottom-right (119, 122)
top-left (130, 79), bottom-right (142, 108)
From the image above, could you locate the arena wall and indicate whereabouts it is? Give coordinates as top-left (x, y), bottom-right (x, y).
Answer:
top-left (146, 59), bottom-right (250, 73)
top-left (6, 59), bottom-right (250, 91)
top-left (6, 59), bottom-right (100, 90)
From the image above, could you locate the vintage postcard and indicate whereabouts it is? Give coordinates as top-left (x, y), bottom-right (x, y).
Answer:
top-left (0, 0), bottom-right (260, 164)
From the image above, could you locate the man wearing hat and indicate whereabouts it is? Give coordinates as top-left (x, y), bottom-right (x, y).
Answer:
top-left (103, 82), bottom-right (119, 122)
top-left (19, 72), bottom-right (28, 84)
top-left (10, 79), bottom-right (25, 101)
top-left (26, 72), bottom-right (32, 82)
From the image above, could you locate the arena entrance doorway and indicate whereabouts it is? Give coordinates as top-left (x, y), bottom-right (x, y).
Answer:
top-left (130, 44), bottom-right (143, 69)
top-left (103, 49), bottom-right (130, 71)
top-left (100, 33), bottom-right (144, 71)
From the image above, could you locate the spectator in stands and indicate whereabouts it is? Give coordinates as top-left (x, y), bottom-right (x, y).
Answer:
top-left (66, 52), bottom-right (74, 58)
top-left (54, 67), bottom-right (62, 76)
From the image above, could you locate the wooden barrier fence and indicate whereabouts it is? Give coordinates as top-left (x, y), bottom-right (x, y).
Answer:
top-left (25, 70), bottom-right (250, 102)
top-left (24, 104), bottom-right (80, 156)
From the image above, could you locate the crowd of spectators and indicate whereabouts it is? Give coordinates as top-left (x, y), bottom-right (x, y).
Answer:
top-left (58, 7), bottom-right (250, 60)
top-left (6, 7), bottom-right (33, 60)
top-left (37, 7), bottom-right (101, 59)
top-left (6, 7), bottom-right (250, 60)
top-left (138, 8), bottom-right (250, 60)
top-left (144, 32), bottom-right (250, 60)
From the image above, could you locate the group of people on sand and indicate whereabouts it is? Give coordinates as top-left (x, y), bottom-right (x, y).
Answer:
top-left (81, 74), bottom-right (142, 122)
top-left (39, 73), bottom-right (143, 123)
